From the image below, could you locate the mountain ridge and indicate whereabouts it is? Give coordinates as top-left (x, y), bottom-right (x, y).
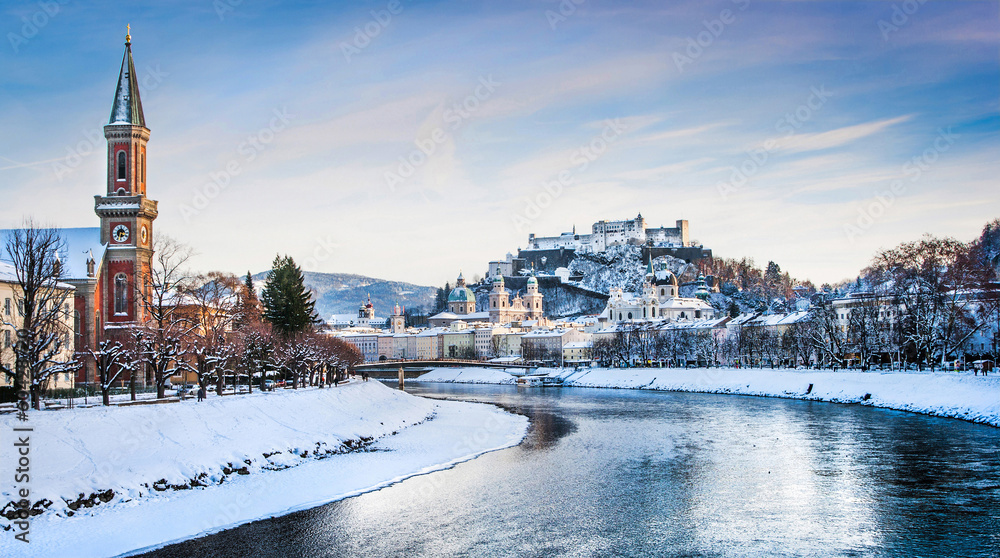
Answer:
top-left (252, 270), bottom-right (438, 318)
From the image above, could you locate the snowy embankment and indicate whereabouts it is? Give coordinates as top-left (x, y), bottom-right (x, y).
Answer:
top-left (416, 366), bottom-right (1000, 427)
top-left (0, 381), bottom-right (527, 557)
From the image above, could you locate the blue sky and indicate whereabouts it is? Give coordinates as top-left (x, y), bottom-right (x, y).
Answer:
top-left (1, 0), bottom-right (998, 287)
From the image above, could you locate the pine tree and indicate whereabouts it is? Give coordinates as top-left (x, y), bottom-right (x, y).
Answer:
top-left (261, 255), bottom-right (318, 337)
top-left (235, 271), bottom-right (262, 329)
top-left (728, 301), bottom-right (741, 318)
top-left (245, 271), bottom-right (257, 301)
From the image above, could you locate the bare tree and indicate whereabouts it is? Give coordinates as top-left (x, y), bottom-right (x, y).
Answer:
top-left (182, 272), bottom-right (241, 393)
top-left (1, 223), bottom-right (77, 409)
top-left (869, 235), bottom-right (988, 368)
top-left (136, 235), bottom-right (196, 398)
top-left (86, 340), bottom-right (132, 406)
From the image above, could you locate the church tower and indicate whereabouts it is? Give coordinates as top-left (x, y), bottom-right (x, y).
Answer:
top-left (523, 273), bottom-right (544, 321)
top-left (95, 30), bottom-right (157, 325)
top-left (488, 275), bottom-right (510, 323)
top-left (389, 303), bottom-right (405, 333)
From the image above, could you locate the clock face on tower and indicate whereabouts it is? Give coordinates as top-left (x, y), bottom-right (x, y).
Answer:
top-left (112, 224), bottom-right (130, 243)
top-left (140, 225), bottom-right (148, 245)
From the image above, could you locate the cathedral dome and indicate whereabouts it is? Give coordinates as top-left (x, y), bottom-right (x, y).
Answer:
top-left (449, 285), bottom-right (476, 302)
top-left (654, 271), bottom-right (678, 287)
top-left (527, 275), bottom-right (538, 285)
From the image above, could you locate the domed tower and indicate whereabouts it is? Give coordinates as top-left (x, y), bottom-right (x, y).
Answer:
top-left (654, 263), bottom-right (679, 299)
top-left (523, 272), bottom-right (544, 320)
top-left (358, 293), bottom-right (375, 326)
top-left (488, 274), bottom-right (510, 323)
top-left (389, 302), bottom-right (405, 333)
top-left (694, 275), bottom-right (710, 300)
top-left (448, 272), bottom-right (476, 315)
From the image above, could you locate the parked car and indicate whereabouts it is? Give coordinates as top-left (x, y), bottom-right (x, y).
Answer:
top-left (263, 380), bottom-right (276, 391)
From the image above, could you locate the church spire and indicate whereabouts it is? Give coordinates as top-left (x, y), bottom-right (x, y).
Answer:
top-left (110, 28), bottom-right (146, 127)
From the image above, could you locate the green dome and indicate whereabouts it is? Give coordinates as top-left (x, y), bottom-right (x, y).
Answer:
top-left (527, 276), bottom-right (538, 285)
top-left (449, 286), bottom-right (476, 302)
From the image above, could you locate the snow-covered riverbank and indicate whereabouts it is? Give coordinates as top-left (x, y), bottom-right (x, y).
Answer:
top-left (0, 381), bottom-right (528, 557)
top-left (415, 367), bottom-right (1000, 427)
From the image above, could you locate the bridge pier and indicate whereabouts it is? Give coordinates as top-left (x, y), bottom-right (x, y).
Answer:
top-left (398, 366), bottom-right (404, 390)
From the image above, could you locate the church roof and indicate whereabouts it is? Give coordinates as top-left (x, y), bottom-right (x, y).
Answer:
top-left (448, 285), bottom-right (476, 302)
top-left (110, 38), bottom-right (146, 126)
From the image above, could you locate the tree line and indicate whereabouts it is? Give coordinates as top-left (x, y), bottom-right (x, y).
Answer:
top-left (1, 225), bottom-right (362, 408)
top-left (593, 220), bottom-right (1000, 370)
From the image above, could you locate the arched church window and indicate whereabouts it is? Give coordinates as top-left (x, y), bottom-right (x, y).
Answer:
top-left (627, 312), bottom-right (632, 320)
top-left (652, 308), bottom-right (656, 317)
top-left (114, 273), bottom-right (128, 315)
top-left (141, 152), bottom-right (146, 183)
top-left (643, 308), bottom-right (647, 318)
top-left (117, 152), bottom-right (127, 181)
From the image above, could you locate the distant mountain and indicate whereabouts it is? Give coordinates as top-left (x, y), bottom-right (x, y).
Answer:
top-left (252, 271), bottom-right (437, 319)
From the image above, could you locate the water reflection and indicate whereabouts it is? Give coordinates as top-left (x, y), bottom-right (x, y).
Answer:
top-left (141, 384), bottom-right (1000, 558)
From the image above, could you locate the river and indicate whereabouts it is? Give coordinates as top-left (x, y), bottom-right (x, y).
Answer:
top-left (138, 383), bottom-right (1000, 557)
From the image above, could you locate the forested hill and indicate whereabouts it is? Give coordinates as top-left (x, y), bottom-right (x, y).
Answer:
top-left (252, 271), bottom-right (437, 318)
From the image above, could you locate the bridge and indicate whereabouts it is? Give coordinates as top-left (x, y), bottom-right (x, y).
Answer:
top-left (353, 359), bottom-right (532, 379)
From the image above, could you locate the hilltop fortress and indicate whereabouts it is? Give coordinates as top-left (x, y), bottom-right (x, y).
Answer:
top-left (490, 213), bottom-right (712, 277)
top-left (528, 213), bottom-right (689, 252)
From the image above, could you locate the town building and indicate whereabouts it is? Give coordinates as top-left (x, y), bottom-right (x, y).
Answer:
top-left (0, 262), bottom-right (77, 390)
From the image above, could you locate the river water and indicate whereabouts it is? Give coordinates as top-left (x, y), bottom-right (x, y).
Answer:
top-left (140, 384), bottom-right (1000, 557)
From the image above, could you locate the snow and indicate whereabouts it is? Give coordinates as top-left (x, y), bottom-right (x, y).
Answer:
top-left (414, 367), bottom-right (521, 384)
top-left (0, 381), bottom-right (527, 557)
top-left (417, 366), bottom-right (1000, 427)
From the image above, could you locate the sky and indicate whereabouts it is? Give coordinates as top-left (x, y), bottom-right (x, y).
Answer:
top-left (1, 0), bottom-right (998, 288)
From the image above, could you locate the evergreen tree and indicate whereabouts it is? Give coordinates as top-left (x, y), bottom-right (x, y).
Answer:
top-left (261, 255), bottom-right (319, 337)
top-left (245, 271), bottom-right (257, 301)
top-left (235, 270), bottom-right (262, 329)
top-left (728, 301), bottom-right (741, 318)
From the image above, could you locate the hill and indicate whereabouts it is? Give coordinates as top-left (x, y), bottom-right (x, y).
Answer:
top-left (252, 271), bottom-right (437, 319)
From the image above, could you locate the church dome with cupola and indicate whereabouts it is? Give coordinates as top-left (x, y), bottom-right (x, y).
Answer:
top-left (448, 272), bottom-right (476, 314)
